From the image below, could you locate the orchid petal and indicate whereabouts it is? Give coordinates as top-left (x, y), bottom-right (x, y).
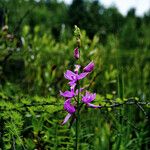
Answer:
top-left (62, 113), bottom-right (72, 125)
top-left (82, 91), bottom-right (96, 103)
top-left (60, 91), bottom-right (75, 98)
top-left (70, 83), bottom-right (76, 91)
top-left (64, 70), bottom-right (76, 80)
top-left (69, 80), bottom-right (76, 86)
top-left (90, 93), bottom-right (96, 102)
top-left (82, 96), bottom-right (88, 103)
top-left (64, 99), bottom-right (76, 114)
top-left (87, 103), bottom-right (101, 108)
top-left (77, 72), bottom-right (89, 80)
top-left (83, 61), bottom-right (94, 72)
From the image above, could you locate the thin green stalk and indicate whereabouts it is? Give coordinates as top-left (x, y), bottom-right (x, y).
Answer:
top-left (75, 82), bottom-right (80, 150)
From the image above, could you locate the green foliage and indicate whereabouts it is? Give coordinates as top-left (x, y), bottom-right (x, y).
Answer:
top-left (0, 24), bottom-right (150, 148)
top-left (120, 19), bottom-right (138, 49)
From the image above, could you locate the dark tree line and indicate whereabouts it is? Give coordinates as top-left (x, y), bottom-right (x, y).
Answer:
top-left (0, 0), bottom-right (150, 48)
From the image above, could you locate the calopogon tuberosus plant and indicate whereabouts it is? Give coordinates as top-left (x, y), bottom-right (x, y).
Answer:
top-left (60, 26), bottom-right (100, 149)
top-left (60, 61), bottom-right (100, 125)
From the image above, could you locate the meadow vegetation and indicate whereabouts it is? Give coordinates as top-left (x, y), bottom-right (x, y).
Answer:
top-left (0, 0), bottom-right (150, 149)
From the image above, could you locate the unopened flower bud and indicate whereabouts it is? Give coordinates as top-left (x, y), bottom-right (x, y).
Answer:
top-left (77, 38), bottom-right (81, 47)
top-left (83, 61), bottom-right (94, 72)
top-left (74, 47), bottom-right (79, 59)
top-left (2, 25), bottom-right (8, 32)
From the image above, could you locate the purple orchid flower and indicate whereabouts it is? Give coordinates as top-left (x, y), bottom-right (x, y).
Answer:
top-left (60, 90), bottom-right (75, 98)
top-left (74, 47), bottom-right (80, 59)
top-left (60, 83), bottom-right (83, 99)
top-left (62, 99), bottom-right (76, 125)
top-left (64, 99), bottom-right (76, 114)
top-left (64, 70), bottom-right (88, 86)
top-left (82, 91), bottom-right (100, 108)
top-left (83, 61), bottom-right (94, 72)
top-left (60, 83), bottom-right (75, 98)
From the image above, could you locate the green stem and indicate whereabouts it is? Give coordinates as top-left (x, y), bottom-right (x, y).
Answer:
top-left (75, 82), bottom-right (80, 150)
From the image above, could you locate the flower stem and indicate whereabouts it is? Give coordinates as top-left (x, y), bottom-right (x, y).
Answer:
top-left (75, 82), bottom-right (80, 150)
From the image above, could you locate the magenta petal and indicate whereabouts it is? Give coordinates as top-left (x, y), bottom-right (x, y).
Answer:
top-left (70, 83), bottom-right (76, 91)
top-left (77, 72), bottom-right (89, 80)
top-left (64, 70), bottom-right (76, 80)
top-left (62, 113), bottom-right (72, 125)
top-left (87, 103), bottom-right (101, 108)
top-left (85, 91), bottom-right (90, 97)
top-left (85, 91), bottom-right (96, 102)
top-left (69, 80), bottom-right (76, 86)
top-left (64, 99), bottom-right (76, 114)
top-left (82, 96), bottom-right (88, 103)
top-left (60, 91), bottom-right (74, 98)
top-left (82, 91), bottom-right (96, 103)
top-left (83, 61), bottom-right (94, 72)
top-left (90, 93), bottom-right (96, 102)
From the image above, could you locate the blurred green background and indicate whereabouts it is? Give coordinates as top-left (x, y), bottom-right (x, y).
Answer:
top-left (0, 0), bottom-right (150, 149)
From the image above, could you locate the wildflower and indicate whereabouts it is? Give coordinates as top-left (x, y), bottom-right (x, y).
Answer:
top-left (60, 83), bottom-right (75, 98)
top-left (64, 70), bottom-right (88, 86)
top-left (83, 61), bottom-right (94, 72)
top-left (60, 90), bottom-right (75, 98)
top-left (60, 84), bottom-right (83, 99)
top-left (74, 47), bottom-right (80, 59)
top-left (82, 91), bottom-right (100, 108)
top-left (64, 99), bottom-right (76, 114)
top-left (62, 99), bottom-right (76, 125)
top-left (60, 33), bottom-right (97, 126)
